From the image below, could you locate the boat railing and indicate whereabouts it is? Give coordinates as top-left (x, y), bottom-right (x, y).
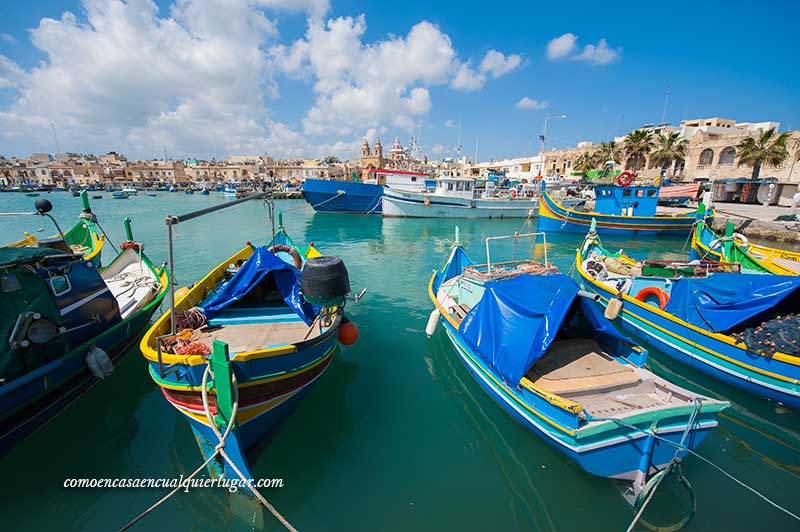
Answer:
top-left (485, 232), bottom-right (549, 274)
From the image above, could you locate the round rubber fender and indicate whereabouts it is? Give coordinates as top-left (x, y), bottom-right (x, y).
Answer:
top-left (634, 286), bottom-right (669, 309)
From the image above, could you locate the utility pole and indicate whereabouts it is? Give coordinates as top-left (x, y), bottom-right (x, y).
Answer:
top-left (660, 86), bottom-right (671, 126)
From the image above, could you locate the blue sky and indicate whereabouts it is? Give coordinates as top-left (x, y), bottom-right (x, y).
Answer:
top-left (0, 0), bottom-right (797, 161)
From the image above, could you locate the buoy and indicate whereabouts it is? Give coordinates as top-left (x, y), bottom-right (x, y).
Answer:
top-left (338, 316), bottom-right (359, 345)
top-left (426, 309), bottom-right (440, 337)
top-left (634, 286), bottom-right (669, 309)
top-left (86, 345), bottom-right (114, 379)
top-left (174, 286), bottom-right (191, 300)
top-left (604, 297), bottom-right (623, 320)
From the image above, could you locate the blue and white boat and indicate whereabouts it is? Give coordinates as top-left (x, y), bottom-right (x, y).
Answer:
top-left (383, 177), bottom-right (537, 218)
top-left (428, 231), bottom-right (728, 495)
top-left (302, 168), bottom-right (430, 214)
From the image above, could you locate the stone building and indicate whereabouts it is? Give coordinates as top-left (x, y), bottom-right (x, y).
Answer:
top-left (361, 138), bottom-right (384, 170)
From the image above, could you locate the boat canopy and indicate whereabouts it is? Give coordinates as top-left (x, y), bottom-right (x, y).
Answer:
top-left (458, 274), bottom-right (579, 385)
top-left (0, 247), bottom-right (63, 267)
top-left (202, 247), bottom-right (319, 324)
top-left (663, 273), bottom-right (800, 333)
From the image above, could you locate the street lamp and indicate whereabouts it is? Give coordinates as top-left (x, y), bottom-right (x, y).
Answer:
top-left (538, 114), bottom-right (567, 177)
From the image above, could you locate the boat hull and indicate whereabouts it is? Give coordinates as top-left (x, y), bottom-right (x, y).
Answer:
top-left (539, 192), bottom-right (702, 235)
top-left (382, 189), bottom-right (536, 219)
top-left (440, 322), bottom-right (718, 480)
top-left (302, 179), bottom-right (383, 214)
top-left (575, 253), bottom-right (800, 408)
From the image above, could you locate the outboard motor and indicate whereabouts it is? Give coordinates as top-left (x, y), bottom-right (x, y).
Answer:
top-left (301, 256), bottom-right (350, 307)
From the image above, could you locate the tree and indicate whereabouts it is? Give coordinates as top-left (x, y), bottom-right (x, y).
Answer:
top-left (623, 130), bottom-right (654, 174)
top-left (323, 155), bottom-right (341, 165)
top-left (594, 141), bottom-right (622, 166)
top-left (573, 152), bottom-right (597, 178)
top-left (650, 132), bottom-right (687, 178)
top-left (736, 128), bottom-right (790, 179)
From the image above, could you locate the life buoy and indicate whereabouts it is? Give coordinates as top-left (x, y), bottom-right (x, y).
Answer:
top-left (511, 189), bottom-right (517, 199)
top-left (634, 286), bottom-right (669, 309)
top-left (268, 244), bottom-right (302, 269)
top-left (424, 197), bottom-right (431, 207)
top-left (616, 171), bottom-right (633, 187)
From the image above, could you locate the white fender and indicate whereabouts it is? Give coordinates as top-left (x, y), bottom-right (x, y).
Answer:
top-left (732, 232), bottom-right (749, 249)
top-left (86, 345), bottom-right (114, 379)
top-left (425, 309), bottom-right (440, 337)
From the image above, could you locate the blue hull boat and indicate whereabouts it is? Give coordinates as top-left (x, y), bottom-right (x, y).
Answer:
top-left (428, 232), bottom-right (728, 497)
top-left (302, 178), bottom-right (383, 214)
top-left (576, 229), bottom-right (800, 408)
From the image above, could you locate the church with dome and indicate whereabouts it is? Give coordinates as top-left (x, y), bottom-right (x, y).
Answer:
top-left (360, 137), bottom-right (410, 171)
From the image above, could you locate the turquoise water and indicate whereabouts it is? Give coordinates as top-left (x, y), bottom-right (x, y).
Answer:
top-left (1, 191), bottom-right (798, 531)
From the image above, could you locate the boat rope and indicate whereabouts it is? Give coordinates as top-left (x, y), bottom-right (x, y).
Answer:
top-left (94, 219), bottom-right (119, 254)
top-left (359, 193), bottom-right (383, 217)
top-left (585, 404), bottom-right (800, 526)
top-left (309, 190), bottom-right (345, 209)
top-left (118, 366), bottom-right (298, 532)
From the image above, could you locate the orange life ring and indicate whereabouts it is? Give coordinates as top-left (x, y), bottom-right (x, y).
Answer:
top-left (268, 244), bottom-right (302, 269)
top-left (511, 189), bottom-right (517, 199)
top-left (634, 286), bottom-right (669, 309)
top-left (424, 197), bottom-right (431, 207)
top-left (616, 171), bottom-right (633, 187)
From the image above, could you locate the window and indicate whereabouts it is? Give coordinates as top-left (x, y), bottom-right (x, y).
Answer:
top-left (447, 182), bottom-right (454, 191)
top-left (719, 147), bottom-right (736, 166)
top-left (698, 149), bottom-right (714, 166)
top-left (636, 189), bottom-right (644, 197)
top-left (647, 189), bottom-right (657, 197)
top-left (622, 189), bottom-right (632, 197)
top-left (50, 275), bottom-right (71, 296)
top-left (465, 183), bottom-right (472, 191)
top-left (411, 176), bottom-right (417, 182)
top-left (456, 182), bottom-right (464, 191)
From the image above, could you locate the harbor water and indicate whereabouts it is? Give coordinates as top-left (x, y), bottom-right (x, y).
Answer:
top-left (1, 192), bottom-right (798, 531)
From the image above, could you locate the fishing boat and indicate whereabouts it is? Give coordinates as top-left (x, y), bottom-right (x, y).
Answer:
top-left (3, 192), bottom-right (106, 268)
top-left (427, 230), bottom-right (728, 497)
top-left (139, 199), bottom-right (361, 494)
top-left (575, 225), bottom-right (800, 408)
top-left (382, 177), bottom-right (537, 218)
top-left (111, 191), bottom-right (129, 199)
top-left (690, 205), bottom-right (800, 275)
top-left (657, 183), bottom-right (702, 207)
top-left (121, 187), bottom-right (138, 196)
top-left (303, 168), bottom-right (431, 214)
top-left (222, 186), bottom-right (239, 198)
top-left (538, 181), bottom-right (712, 235)
top-left (0, 208), bottom-right (168, 455)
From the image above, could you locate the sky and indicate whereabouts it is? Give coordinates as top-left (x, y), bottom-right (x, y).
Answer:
top-left (0, 0), bottom-right (798, 161)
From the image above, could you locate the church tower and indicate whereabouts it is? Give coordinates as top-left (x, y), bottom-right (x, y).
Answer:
top-left (373, 138), bottom-right (383, 158)
top-left (362, 138), bottom-right (370, 157)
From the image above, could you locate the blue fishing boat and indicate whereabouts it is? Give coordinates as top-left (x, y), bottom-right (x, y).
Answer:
top-left (0, 211), bottom-right (168, 455)
top-left (140, 202), bottom-right (361, 497)
top-left (111, 190), bottom-right (129, 199)
top-left (576, 227), bottom-right (800, 408)
top-left (428, 231), bottom-right (728, 497)
top-left (302, 168), bottom-right (430, 214)
top-left (538, 183), bottom-right (712, 235)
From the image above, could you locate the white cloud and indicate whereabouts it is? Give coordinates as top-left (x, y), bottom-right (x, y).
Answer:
top-left (515, 97), bottom-right (548, 110)
top-left (0, 55), bottom-right (25, 89)
top-left (546, 33), bottom-right (621, 65)
top-left (572, 38), bottom-right (621, 65)
top-left (444, 119), bottom-right (456, 128)
top-left (546, 33), bottom-right (577, 60)
top-left (273, 16), bottom-right (522, 134)
top-left (1, 33), bottom-right (16, 44)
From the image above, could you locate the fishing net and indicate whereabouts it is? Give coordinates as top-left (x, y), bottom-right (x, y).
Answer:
top-left (731, 314), bottom-right (800, 357)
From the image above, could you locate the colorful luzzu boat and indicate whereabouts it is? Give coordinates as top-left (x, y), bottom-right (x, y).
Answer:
top-left (140, 221), bottom-right (357, 491)
top-left (690, 205), bottom-right (800, 275)
top-left (427, 231), bottom-right (728, 498)
top-left (4, 191), bottom-right (105, 268)
top-left (576, 227), bottom-right (800, 408)
top-left (0, 212), bottom-right (167, 455)
top-left (538, 184), bottom-right (712, 236)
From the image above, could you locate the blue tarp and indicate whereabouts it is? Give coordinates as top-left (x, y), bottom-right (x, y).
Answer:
top-left (459, 274), bottom-right (578, 385)
top-left (579, 296), bottom-right (633, 345)
top-left (202, 247), bottom-right (319, 324)
top-left (440, 246), bottom-right (474, 284)
top-left (663, 273), bottom-right (800, 333)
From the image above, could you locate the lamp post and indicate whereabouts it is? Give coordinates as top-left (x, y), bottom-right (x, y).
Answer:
top-left (538, 114), bottom-right (567, 177)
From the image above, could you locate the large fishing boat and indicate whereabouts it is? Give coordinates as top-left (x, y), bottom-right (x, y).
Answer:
top-left (0, 202), bottom-right (168, 455)
top-left (690, 206), bottom-right (800, 275)
top-left (539, 182), bottom-right (711, 235)
top-left (576, 226), bottom-right (800, 408)
top-left (139, 200), bottom-right (360, 496)
top-left (427, 231), bottom-right (728, 498)
top-left (3, 192), bottom-right (106, 268)
top-left (382, 177), bottom-right (538, 218)
top-left (302, 168), bottom-right (430, 214)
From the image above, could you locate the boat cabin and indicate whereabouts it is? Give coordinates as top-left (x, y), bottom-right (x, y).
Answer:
top-left (434, 177), bottom-right (477, 199)
top-left (593, 185), bottom-right (659, 216)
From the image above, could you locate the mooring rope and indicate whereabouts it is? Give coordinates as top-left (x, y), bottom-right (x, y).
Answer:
top-left (586, 406), bottom-right (800, 528)
top-left (94, 219), bottom-right (119, 254)
top-left (119, 365), bottom-right (298, 532)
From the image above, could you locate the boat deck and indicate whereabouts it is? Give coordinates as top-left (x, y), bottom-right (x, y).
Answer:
top-left (193, 321), bottom-right (318, 353)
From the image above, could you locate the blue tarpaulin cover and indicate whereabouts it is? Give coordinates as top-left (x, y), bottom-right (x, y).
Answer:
top-left (459, 274), bottom-right (578, 385)
top-left (579, 296), bottom-right (633, 345)
top-left (202, 247), bottom-right (319, 324)
top-left (663, 273), bottom-right (800, 333)
top-left (440, 246), bottom-right (474, 284)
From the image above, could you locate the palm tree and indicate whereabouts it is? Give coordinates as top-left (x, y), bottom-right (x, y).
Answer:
top-left (594, 141), bottom-right (622, 166)
top-left (736, 127), bottom-right (790, 179)
top-left (650, 132), bottom-right (687, 178)
top-left (573, 152), bottom-right (597, 179)
top-left (623, 130), bottom-right (654, 174)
